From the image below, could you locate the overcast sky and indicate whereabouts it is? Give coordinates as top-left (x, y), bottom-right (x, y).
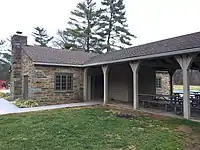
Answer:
top-left (0, 0), bottom-right (200, 46)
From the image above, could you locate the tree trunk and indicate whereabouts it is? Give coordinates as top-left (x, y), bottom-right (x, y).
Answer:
top-left (106, 5), bottom-right (113, 53)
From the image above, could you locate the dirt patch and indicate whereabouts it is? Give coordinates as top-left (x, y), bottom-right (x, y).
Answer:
top-left (104, 104), bottom-right (169, 120)
top-left (116, 113), bottom-right (135, 119)
top-left (150, 113), bottom-right (169, 120)
top-left (177, 125), bottom-right (193, 134)
top-left (184, 133), bottom-right (200, 150)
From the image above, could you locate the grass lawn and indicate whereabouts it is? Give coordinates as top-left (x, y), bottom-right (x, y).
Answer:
top-left (0, 107), bottom-right (200, 150)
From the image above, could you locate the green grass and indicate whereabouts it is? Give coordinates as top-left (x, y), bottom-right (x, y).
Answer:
top-left (0, 108), bottom-right (200, 150)
top-left (174, 85), bottom-right (200, 91)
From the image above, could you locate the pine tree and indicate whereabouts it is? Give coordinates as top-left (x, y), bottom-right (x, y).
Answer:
top-left (58, 0), bottom-right (102, 53)
top-left (0, 39), bottom-right (11, 80)
top-left (98, 0), bottom-right (136, 52)
top-left (0, 40), bottom-right (11, 65)
top-left (32, 27), bottom-right (53, 47)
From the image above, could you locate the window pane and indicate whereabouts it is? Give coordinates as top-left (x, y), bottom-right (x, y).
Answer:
top-left (62, 75), bottom-right (67, 90)
top-left (67, 74), bottom-right (73, 90)
top-left (55, 75), bottom-right (61, 90)
top-left (55, 73), bottom-right (73, 91)
top-left (156, 77), bottom-right (162, 88)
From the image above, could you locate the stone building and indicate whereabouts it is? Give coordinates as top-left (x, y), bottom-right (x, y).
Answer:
top-left (11, 34), bottom-right (96, 104)
top-left (11, 30), bottom-right (200, 121)
top-left (11, 34), bottom-right (172, 104)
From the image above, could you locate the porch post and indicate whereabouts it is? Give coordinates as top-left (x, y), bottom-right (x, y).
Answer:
top-left (102, 65), bottom-right (109, 105)
top-left (129, 61), bottom-right (140, 110)
top-left (88, 76), bottom-right (92, 100)
top-left (83, 68), bottom-right (88, 101)
top-left (175, 54), bottom-right (197, 119)
top-left (168, 69), bottom-right (176, 96)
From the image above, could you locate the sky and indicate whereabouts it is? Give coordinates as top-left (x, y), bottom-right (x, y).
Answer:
top-left (0, 0), bottom-right (200, 46)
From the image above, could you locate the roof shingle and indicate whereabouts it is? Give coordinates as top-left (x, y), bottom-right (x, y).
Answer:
top-left (22, 46), bottom-right (97, 65)
top-left (22, 31), bottom-right (200, 66)
top-left (85, 31), bottom-right (200, 65)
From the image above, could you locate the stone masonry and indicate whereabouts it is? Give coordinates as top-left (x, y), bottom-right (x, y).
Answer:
top-left (30, 65), bottom-right (84, 104)
top-left (156, 71), bottom-right (170, 95)
top-left (11, 35), bottom-right (27, 100)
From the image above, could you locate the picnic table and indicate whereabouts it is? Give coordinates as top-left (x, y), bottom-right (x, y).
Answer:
top-left (139, 93), bottom-right (200, 115)
top-left (139, 94), bottom-right (173, 111)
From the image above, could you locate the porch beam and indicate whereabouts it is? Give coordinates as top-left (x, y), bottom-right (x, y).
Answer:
top-left (83, 68), bottom-right (88, 101)
top-left (142, 61), bottom-right (178, 69)
top-left (129, 61), bottom-right (140, 110)
top-left (175, 53), bottom-right (197, 119)
top-left (102, 65), bottom-right (109, 105)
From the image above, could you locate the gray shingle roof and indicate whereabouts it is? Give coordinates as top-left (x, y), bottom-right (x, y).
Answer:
top-left (85, 31), bottom-right (200, 65)
top-left (23, 31), bottom-right (200, 66)
top-left (22, 46), bottom-right (97, 65)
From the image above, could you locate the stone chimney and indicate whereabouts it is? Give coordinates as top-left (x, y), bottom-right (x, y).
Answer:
top-left (11, 32), bottom-right (27, 100)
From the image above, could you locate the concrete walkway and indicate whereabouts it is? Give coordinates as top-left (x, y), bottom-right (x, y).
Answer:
top-left (0, 99), bottom-right (101, 115)
top-left (0, 98), bottom-right (20, 114)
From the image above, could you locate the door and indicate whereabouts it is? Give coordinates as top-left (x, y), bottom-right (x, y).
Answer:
top-left (23, 75), bottom-right (28, 99)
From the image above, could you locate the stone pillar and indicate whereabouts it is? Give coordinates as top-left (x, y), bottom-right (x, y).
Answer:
top-left (175, 54), bottom-right (197, 119)
top-left (102, 65), bottom-right (109, 105)
top-left (11, 34), bottom-right (27, 100)
top-left (129, 61), bottom-right (140, 110)
top-left (83, 68), bottom-right (88, 101)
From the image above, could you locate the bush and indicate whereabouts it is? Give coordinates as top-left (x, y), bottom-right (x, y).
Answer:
top-left (14, 99), bottom-right (39, 108)
top-left (4, 96), bottom-right (13, 101)
top-left (0, 92), bottom-right (10, 98)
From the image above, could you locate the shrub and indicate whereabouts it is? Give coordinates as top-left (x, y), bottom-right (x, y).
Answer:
top-left (4, 96), bottom-right (12, 101)
top-left (0, 92), bottom-right (11, 98)
top-left (14, 99), bottom-right (39, 108)
top-left (0, 93), bottom-right (5, 98)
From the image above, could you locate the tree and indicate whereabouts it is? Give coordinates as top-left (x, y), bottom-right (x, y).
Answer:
top-left (0, 39), bottom-right (11, 80)
top-left (57, 0), bottom-right (103, 53)
top-left (32, 27), bottom-right (53, 47)
top-left (98, 0), bottom-right (136, 52)
top-left (0, 40), bottom-right (11, 64)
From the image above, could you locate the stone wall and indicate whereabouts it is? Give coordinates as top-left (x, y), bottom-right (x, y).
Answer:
top-left (11, 35), bottom-right (27, 100)
top-left (21, 51), bottom-right (35, 99)
top-left (29, 65), bottom-right (84, 105)
top-left (156, 71), bottom-right (170, 95)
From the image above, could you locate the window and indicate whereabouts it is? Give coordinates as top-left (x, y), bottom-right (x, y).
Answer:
top-left (156, 77), bottom-right (162, 88)
top-left (55, 73), bottom-right (73, 90)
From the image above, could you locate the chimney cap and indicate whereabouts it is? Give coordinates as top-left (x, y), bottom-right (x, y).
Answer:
top-left (16, 31), bottom-right (22, 35)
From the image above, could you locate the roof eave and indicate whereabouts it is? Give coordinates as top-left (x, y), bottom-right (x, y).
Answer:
top-left (33, 62), bottom-right (83, 67)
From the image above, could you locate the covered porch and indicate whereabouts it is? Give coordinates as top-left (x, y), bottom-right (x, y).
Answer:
top-left (84, 52), bottom-right (200, 120)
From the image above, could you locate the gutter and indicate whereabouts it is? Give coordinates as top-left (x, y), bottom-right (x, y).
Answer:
top-left (33, 62), bottom-right (83, 67)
